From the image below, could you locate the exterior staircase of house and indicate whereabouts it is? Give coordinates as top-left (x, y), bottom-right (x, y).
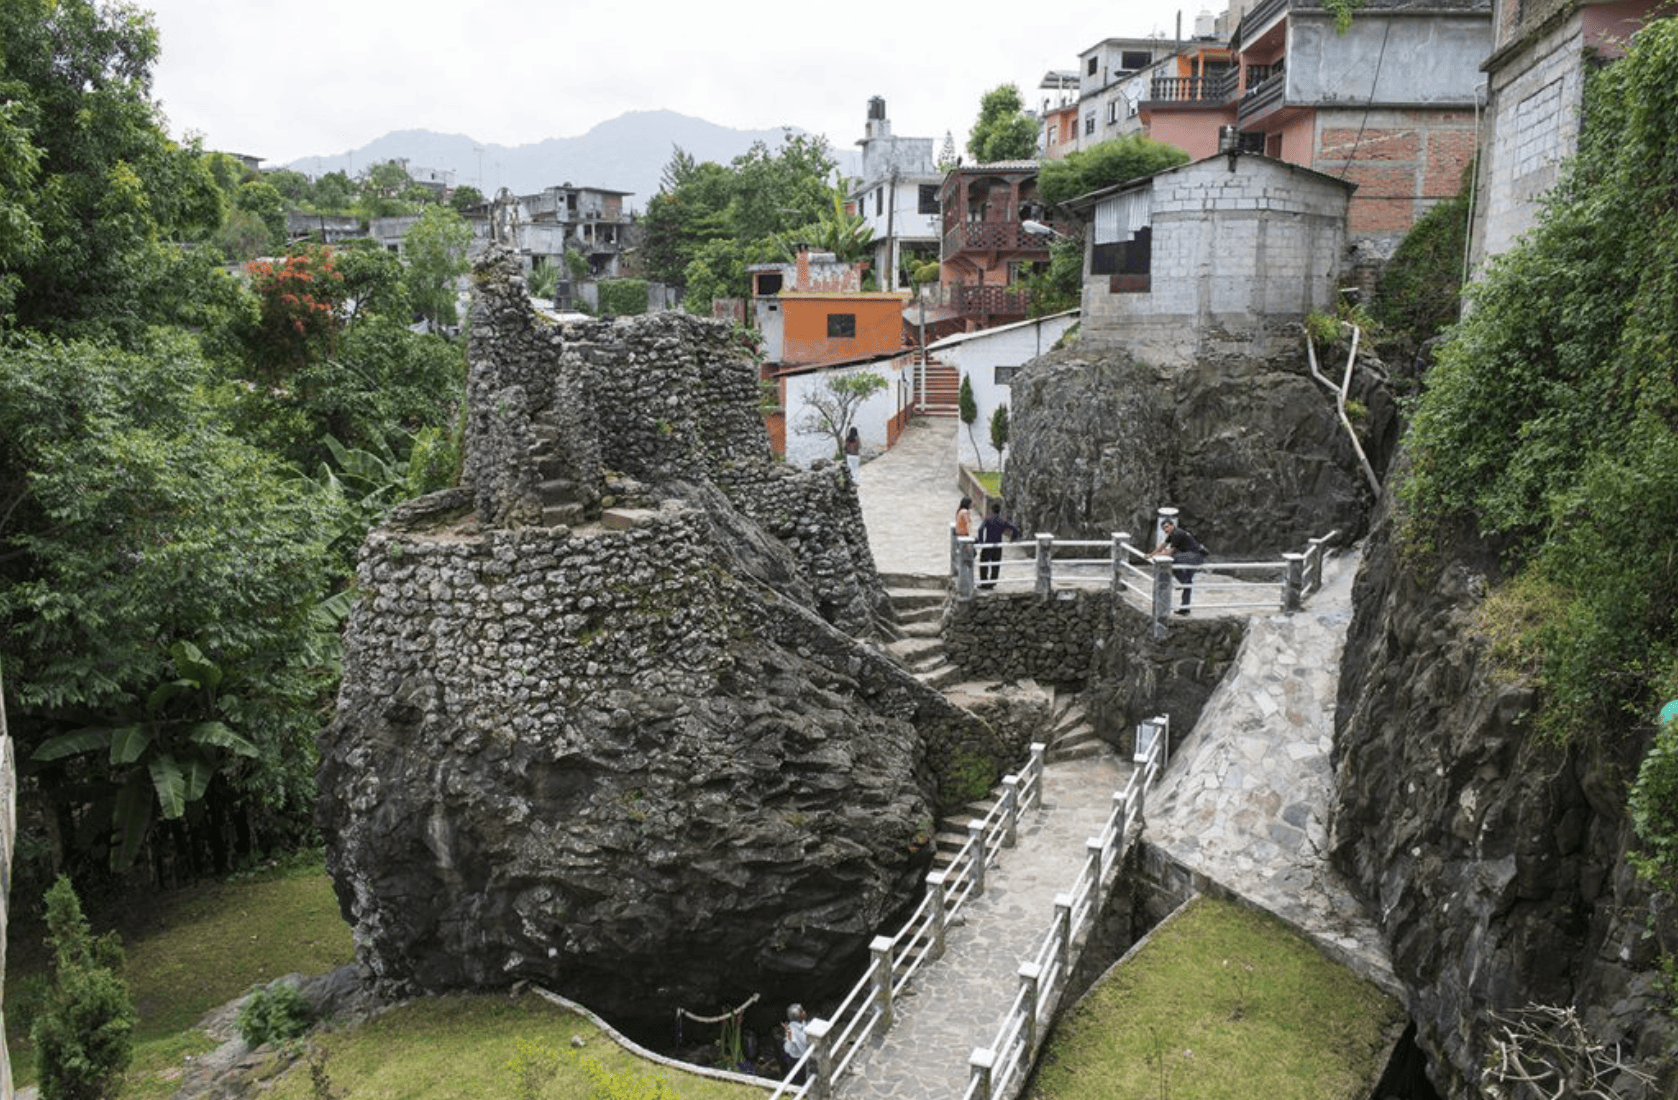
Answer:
top-left (914, 360), bottom-right (962, 418)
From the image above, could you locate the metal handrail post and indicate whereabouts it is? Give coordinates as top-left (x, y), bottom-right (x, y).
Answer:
top-left (1111, 532), bottom-right (1129, 594)
top-left (1026, 743), bottom-right (1046, 810)
top-left (1053, 894), bottom-right (1073, 979)
top-left (957, 538), bottom-right (977, 599)
top-left (1019, 963), bottom-right (1042, 1054)
top-left (1151, 557), bottom-right (1174, 633)
top-left (967, 821), bottom-right (987, 896)
top-left (1035, 533), bottom-right (1054, 597)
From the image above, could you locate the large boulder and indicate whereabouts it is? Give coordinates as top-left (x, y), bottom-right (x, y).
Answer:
top-left (317, 251), bottom-right (1012, 1034)
top-left (1005, 345), bottom-right (1393, 556)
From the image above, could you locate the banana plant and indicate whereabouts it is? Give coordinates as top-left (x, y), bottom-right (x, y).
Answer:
top-left (32, 640), bottom-right (259, 868)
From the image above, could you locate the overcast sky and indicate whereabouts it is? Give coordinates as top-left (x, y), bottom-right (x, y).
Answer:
top-left (139, 0), bottom-right (1211, 170)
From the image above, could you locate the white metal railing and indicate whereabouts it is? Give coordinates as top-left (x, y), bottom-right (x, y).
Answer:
top-left (963, 715), bottom-right (1169, 1100)
top-left (766, 742), bottom-right (1049, 1100)
top-left (951, 522), bottom-right (1340, 629)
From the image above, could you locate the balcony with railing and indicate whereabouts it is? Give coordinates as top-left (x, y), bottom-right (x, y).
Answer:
top-left (1237, 60), bottom-right (1286, 123)
top-left (1148, 69), bottom-right (1239, 104)
top-left (941, 220), bottom-right (1057, 259)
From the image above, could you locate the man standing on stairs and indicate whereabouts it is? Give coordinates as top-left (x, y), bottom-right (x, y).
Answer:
top-left (1152, 518), bottom-right (1208, 614)
top-left (977, 502), bottom-right (1020, 590)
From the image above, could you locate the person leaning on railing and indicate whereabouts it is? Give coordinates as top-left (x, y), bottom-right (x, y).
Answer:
top-left (1151, 518), bottom-right (1208, 615)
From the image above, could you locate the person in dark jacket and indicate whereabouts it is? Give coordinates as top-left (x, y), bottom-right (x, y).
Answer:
top-left (1152, 518), bottom-right (1207, 614)
top-left (977, 502), bottom-right (1021, 589)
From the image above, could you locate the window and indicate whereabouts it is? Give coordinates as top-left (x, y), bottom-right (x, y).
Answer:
top-left (1121, 50), bottom-right (1152, 71)
top-left (1085, 113), bottom-right (1095, 135)
top-left (918, 184), bottom-right (939, 214)
top-left (1108, 101), bottom-right (1120, 124)
top-left (875, 188), bottom-right (883, 216)
top-left (827, 313), bottom-right (856, 338)
top-left (994, 365), bottom-right (1019, 385)
top-left (1087, 56), bottom-right (1099, 76)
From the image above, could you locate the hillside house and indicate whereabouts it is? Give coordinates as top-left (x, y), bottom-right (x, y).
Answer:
top-left (849, 97), bottom-right (944, 291)
top-left (1469, 0), bottom-right (1663, 269)
top-left (1074, 34), bottom-right (1208, 151)
top-left (935, 162), bottom-right (1066, 332)
top-left (749, 248), bottom-right (908, 367)
top-left (1039, 71), bottom-right (1082, 158)
top-left (1064, 149), bottom-right (1353, 365)
top-left (1133, 0), bottom-right (1492, 259)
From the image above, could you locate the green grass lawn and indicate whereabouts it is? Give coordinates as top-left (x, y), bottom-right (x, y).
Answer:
top-left (5, 857), bottom-right (767, 1099)
top-left (1029, 895), bottom-right (1405, 1100)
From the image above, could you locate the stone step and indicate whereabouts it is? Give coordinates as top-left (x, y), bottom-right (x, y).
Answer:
top-left (895, 617), bottom-right (942, 639)
top-left (879, 572), bottom-right (948, 592)
top-left (888, 591), bottom-right (946, 616)
top-left (542, 503), bottom-right (587, 527)
top-left (1047, 733), bottom-right (1107, 764)
top-left (919, 663), bottom-right (967, 690)
top-left (538, 478), bottom-right (580, 500)
top-left (887, 636), bottom-right (943, 664)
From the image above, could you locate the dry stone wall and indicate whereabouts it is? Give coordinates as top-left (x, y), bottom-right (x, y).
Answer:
top-left (944, 590), bottom-right (1244, 755)
top-left (319, 250), bottom-right (1009, 1034)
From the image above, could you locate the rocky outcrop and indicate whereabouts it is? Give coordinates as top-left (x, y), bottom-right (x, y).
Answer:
top-left (1331, 503), bottom-right (1678, 1098)
top-left (318, 249), bottom-right (1011, 1033)
top-left (1005, 345), bottom-right (1395, 557)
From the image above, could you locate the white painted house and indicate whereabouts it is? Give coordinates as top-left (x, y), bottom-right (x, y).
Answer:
top-left (778, 357), bottom-right (908, 470)
top-left (928, 310), bottom-right (1080, 472)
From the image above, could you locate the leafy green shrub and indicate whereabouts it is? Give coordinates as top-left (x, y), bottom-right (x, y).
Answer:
top-left (31, 876), bottom-right (137, 1100)
top-left (1037, 134), bottom-right (1190, 210)
top-left (1372, 175), bottom-right (1471, 362)
top-left (1399, 19), bottom-right (1678, 897)
top-left (598, 279), bottom-right (649, 316)
top-left (941, 748), bottom-right (999, 812)
top-left (574, 1051), bottom-right (681, 1099)
top-left (237, 980), bottom-right (314, 1048)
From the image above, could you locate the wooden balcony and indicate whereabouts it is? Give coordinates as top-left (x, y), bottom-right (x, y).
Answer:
top-left (942, 221), bottom-right (1057, 259)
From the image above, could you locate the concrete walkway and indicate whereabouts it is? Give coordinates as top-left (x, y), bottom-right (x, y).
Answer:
top-left (856, 418), bottom-right (963, 577)
top-left (840, 416), bottom-right (1395, 1099)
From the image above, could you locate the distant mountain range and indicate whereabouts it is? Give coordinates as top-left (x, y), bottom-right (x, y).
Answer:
top-left (281, 110), bottom-right (860, 212)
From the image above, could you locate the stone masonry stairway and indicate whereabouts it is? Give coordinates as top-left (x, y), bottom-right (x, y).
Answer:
top-left (880, 571), bottom-right (963, 689)
top-left (529, 411), bottom-right (589, 527)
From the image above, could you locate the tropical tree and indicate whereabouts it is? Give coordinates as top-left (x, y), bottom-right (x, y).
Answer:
top-left (0, 333), bottom-right (344, 874)
top-left (641, 136), bottom-right (838, 306)
top-left (402, 204), bottom-right (472, 329)
top-left (0, 0), bottom-right (222, 344)
top-left (967, 85), bottom-right (1039, 164)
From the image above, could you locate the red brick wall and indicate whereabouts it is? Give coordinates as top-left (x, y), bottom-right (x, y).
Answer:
top-left (1315, 111), bottom-right (1477, 238)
